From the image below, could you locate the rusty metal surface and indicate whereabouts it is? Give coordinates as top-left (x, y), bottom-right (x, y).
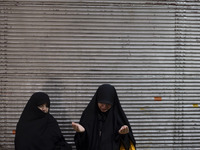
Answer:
top-left (0, 0), bottom-right (200, 149)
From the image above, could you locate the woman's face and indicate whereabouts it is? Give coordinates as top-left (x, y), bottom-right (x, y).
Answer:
top-left (37, 103), bottom-right (49, 113)
top-left (98, 102), bottom-right (112, 112)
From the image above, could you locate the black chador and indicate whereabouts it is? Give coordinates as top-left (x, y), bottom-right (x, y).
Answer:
top-left (15, 92), bottom-right (72, 150)
top-left (74, 84), bottom-right (136, 150)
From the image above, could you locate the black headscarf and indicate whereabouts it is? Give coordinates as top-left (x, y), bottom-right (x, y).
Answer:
top-left (15, 92), bottom-right (72, 150)
top-left (75, 84), bottom-right (136, 150)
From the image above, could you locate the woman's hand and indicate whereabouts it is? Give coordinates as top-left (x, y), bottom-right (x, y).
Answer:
top-left (118, 125), bottom-right (129, 134)
top-left (72, 122), bottom-right (85, 132)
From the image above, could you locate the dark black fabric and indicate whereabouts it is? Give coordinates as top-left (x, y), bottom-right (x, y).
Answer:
top-left (74, 84), bottom-right (136, 150)
top-left (15, 92), bottom-right (72, 150)
top-left (96, 84), bottom-right (115, 105)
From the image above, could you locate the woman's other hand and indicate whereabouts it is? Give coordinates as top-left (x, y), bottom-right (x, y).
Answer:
top-left (118, 125), bottom-right (129, 134)
top-left (72, 122), bottom-right (85, 132)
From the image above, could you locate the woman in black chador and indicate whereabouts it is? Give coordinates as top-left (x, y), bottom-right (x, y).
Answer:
top-left (72, 84), bottom-right (136, 150)
top-left (15, 92), bottom-right (72, 150)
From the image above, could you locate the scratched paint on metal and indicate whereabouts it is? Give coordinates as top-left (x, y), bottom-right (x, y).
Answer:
top-left (154, 97), bottom-right (162, 101)
top-left (193, 104), bottom-right (199, 108)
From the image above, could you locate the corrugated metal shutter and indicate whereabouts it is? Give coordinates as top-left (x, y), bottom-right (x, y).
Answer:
top-left (0, 0), bottom-right (200, 149)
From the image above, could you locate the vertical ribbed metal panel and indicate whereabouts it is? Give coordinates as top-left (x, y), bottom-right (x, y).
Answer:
top-left (0, 0), bottom-right (200, 149)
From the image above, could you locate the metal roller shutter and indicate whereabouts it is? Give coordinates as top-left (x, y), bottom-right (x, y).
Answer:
top-left (0, 0), bottom-right (200, 149)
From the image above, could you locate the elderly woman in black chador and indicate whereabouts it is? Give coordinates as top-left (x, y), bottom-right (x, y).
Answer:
top-left (72, 84), bottom-right (136, 150)
top-left (15, 92), bottom-right (72, 150)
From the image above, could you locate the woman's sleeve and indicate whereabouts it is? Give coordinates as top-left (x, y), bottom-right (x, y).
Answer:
top-left (55, 135), bottom-right (72, 150)
top-left (48, 115), bottom-right (72, 150)
top-left (119, 134), bottom-right (130, 149)
top-left (74, 131), bottom-right (88, 150)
